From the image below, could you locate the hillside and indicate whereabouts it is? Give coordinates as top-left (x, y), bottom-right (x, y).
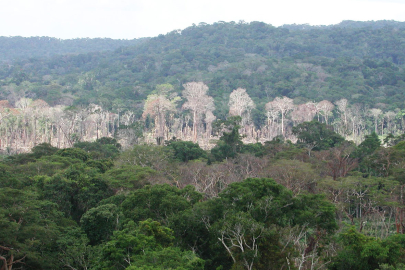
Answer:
top-left (0, 20), bottom-right (405, 151)
top-left (3, 21), bottom-right (405, 270)
top-left (0, 36), bottom-right (144, 61)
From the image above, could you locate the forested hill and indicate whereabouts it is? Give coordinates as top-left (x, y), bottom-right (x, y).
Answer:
top-left (1, 20), bottom-right (405, 113)
top-left (0, 36), bottom-right (144, 61)
top-left (1, 20), bottom-right (405, 150)
top-left (5, 20), bottom-right (405, 270)
top-left (282, 19), bottom-right (405, 30)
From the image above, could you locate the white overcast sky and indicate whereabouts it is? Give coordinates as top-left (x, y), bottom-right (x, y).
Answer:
top-left (1, 0), bottom-right (405, 39)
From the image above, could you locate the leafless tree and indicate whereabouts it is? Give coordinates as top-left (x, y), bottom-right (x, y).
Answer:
top-left (335, 99), bottom-right (349, 136)
top-left (204, 110), bottom-right (216, 141)
top-left (266, 96), bottom-right (294, 137)
top-left (369, 108), bottom-right (382, 134)
top-left (384, 111), bottom-right (396, 135)
top-left (182, 82), bottom-right (215, 142)
top-left (228, 88), bottom-right (255, 126)
top-left (142, 94), bottom-right (176, 144)
top-left (316, 100), bottom-right (334, 125)
top-left (291, 102), bottom-right (317, 125)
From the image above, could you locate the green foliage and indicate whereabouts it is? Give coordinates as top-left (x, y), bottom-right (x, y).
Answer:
top-left (115, 144), bottom-right (175, 175)
top-left (356, 132), bottom-right (381, 159)
top-left (362, 144), bottom-right (405, 178)
top-left (292, 121), bottom-right (345, 151)
top-left (3, 21), bottom-right (405, 123)
top-left (0, 188), bottom-right (63, 269)
top-left (80, 204), bottom-right (121, 245)
top-left (74, 137), bottom-right (121, 159)
top-left (100, 219), bottom-right (204, 270)
top-left (219, 178), bottom-right (337, 230)
top-left (0, 163), bottom-right (22, 188)
top-left (219, 178), bottom-right (294, 223)
top-left (0, 36), bottom-right (141, 61)
top-left (103, 164), bottom-right (155, 191)
top-left (291, 193), bottom-right (338, 232)
top-left (212, 116), bottom-right (242, 135)
top-left (329, 227), bottom-right (405, 270)
top-left (3, 152), bottom-right (37, 165)
top-left (262, 137), bottom-right (303, 159)
top-left (169, 198), bottom-right (229, 269)
top-left (241, 142), bottom-right (266, 157)
top-left (56, 226), bottom-right (99, 270)
top-left (125, 247), bottom-right (205, 270)
top-left (384, 133), bottom-right (405, 147)
top-left (170, 178), bottom-right (337, 270)
top-left (39, 166), bottom-right (113, 222)
top-left (379, 264), bottom-right (405, 270)
top-left (56, 148), bottom-right (91, 162)
top-left (121, 184), bottom-right (202, 225)
top-left (31, 143), bottom-right (59, 159)
top-left (166, 140), bottom-right (207, 162)
top-left (211, 117), bottom-right (244, 161)
top-left (1, 143), bottom-right (58, 167)
top-left (85, 159), bottom-right (114, 173)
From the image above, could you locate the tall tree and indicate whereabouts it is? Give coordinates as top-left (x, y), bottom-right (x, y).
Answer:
top-left (370, 108), bottom-right (382, 135)
top-left (292, 121), bottom-right (345, 154)
top-left (0, 188), bottom-right (62, 270)
top-left (228, 88), bottom-right (255, 126)
top-left (291, 102), bottom-right (317, 125)
top-left (335, 98), bottom-right (349, 135)
top-left (143, 94), bottom-right (176, 145)
top-left (182, 82), bottom-right (215, 142)
top-left (266, 96), bottom-right (294, 137)
top-left (316, 100), bottom-right (334, 125)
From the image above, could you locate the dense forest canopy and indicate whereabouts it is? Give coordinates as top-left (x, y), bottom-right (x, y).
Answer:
top-left (2, 20), bottom-right (405, 270)
top-left (2, 20), bottom-right (405, 110)
top-left (1, 126), bottom-right (405, 269)
top-left (1, 20), bottom-right (405, 152)
top-left (0, 37), bottom-right (143, 61)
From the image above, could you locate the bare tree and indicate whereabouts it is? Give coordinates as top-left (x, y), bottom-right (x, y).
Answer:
top-left (218, 212), bottom-right (264, 270)
top-left (348, 103), bottom-right (365, 144)
top-left (142, 94), bottom-right (176, 144)
top-left (15, 98), bottom-right (32, 110)
top-left (291, 102), bottom-right (317, 125)
top-left (28, 99), bottom-right (50, 146)
top-left (369, 108), bottom-right (382, 134)
top-left (266, 96), bottom-right (294, 137)
top-left (182, 82), bottom-right (215, 142)
top-left (335, 99), bottom-right (349, 136)
top-left (265, 107), bottom-right (279, 139)
top-left (384, 111), bottom-right (396, 135)
top-left (228, 88), bottom-right (255, 126)
top-left (204, 110), bottom-right (216, 141)
top-left (316, 100), bottom-right (334, 125)
top-left (260, 159), bottom-right (319, 195)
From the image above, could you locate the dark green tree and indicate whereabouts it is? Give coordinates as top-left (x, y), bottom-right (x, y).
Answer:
top-left (56, 227), bottom-right (98, 270)
top-left (121, 184), bottom-right (202, 225)
top-left (165, 140), bottom-right (207, 162)
top-left (211, 116), bottom-right (244, 161)
top-left (292, 121), bottom-right (345, 153)
top-left (0, 188), bottom-right (64, 269)
top-left (80, 204), bottom-right (121, 245)
top-left (74, 137), bottom-right (121, 160)
top-left (356, 132), bottom-right (381, 159)
top-left (171, 178), bottom-right (337, 270)
top-left (55, 148), bottom-right (91, 162)
top-left (100, 219), bottom-right (204, 270)
top-left (329, 227), bottom-right (405, 270)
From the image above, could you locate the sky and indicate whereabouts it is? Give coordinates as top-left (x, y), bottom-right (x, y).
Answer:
top-left (1, 0), bottom-right (405, 40)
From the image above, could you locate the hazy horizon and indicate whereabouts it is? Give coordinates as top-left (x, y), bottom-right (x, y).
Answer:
top-left (1, 0), bottom-right (405, 40)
